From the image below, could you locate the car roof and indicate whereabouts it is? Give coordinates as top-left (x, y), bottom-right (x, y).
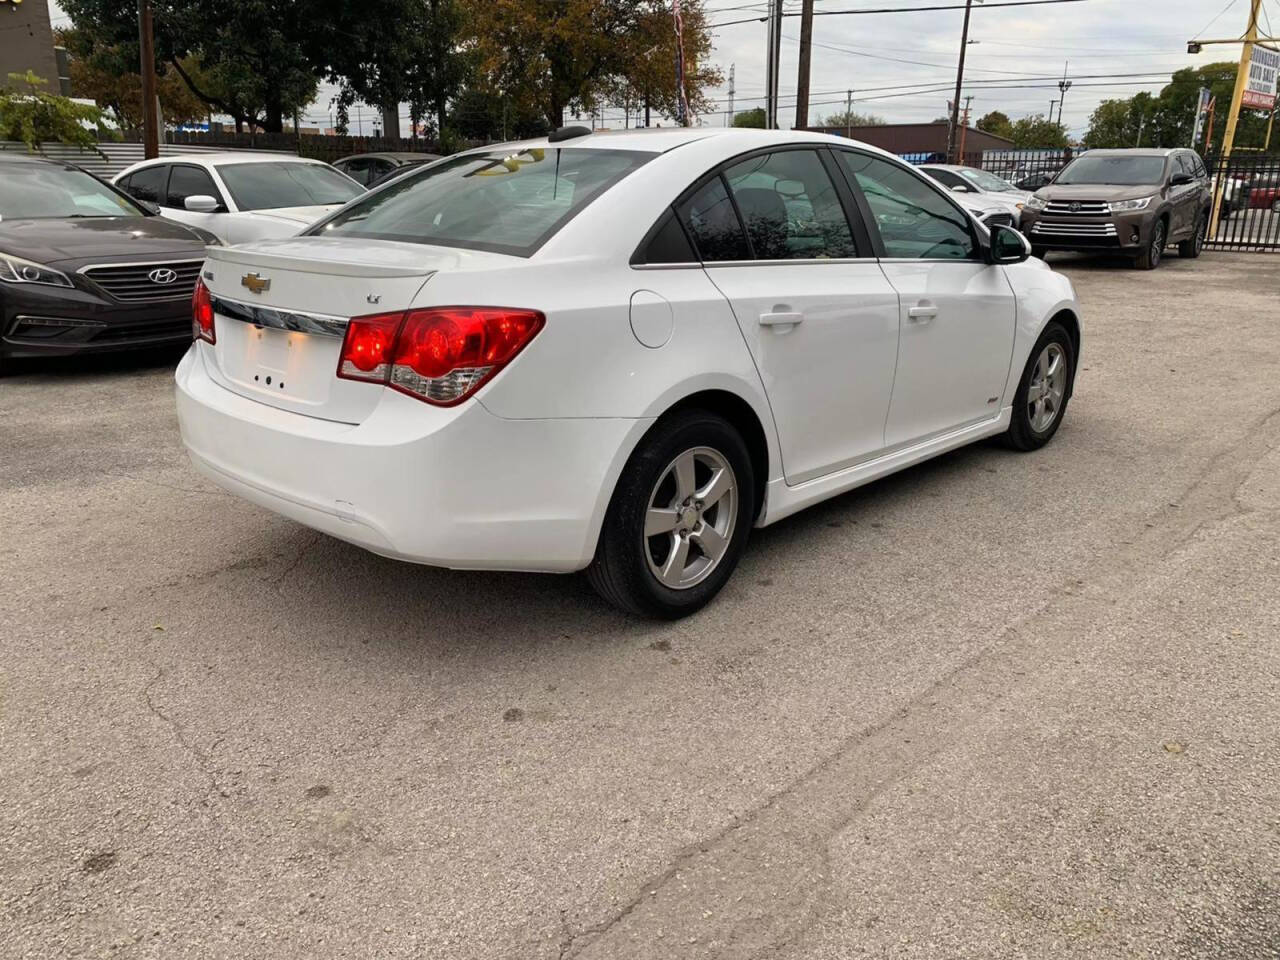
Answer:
top-left (0, 151), bottom-right (65, 166)
top-left (123, 152), bottom-right (330, 170)
top-left (340, 151), bottom-right (436, 162)
top-left (1080, 148), bottom-right (1178, 158)
top-left (466, 126), bottom-right (899, 159)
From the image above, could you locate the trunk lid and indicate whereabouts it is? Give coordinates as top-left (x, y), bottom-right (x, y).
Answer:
top-left (200, 238), bottom-right (509, 423)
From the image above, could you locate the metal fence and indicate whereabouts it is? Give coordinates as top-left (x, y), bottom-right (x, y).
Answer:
top-left (920, 149), bottom-right (1280, 253)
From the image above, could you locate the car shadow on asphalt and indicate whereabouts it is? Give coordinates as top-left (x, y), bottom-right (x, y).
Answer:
top-left (2, 345), bottom-right (187, 382)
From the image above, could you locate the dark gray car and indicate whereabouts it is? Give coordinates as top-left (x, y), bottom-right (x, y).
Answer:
top-left (0, 153), bottom-right (217, 371)
top-left (1020, 149), bottom-right (1211, 269)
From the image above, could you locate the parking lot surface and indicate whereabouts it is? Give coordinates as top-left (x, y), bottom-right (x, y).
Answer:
top-left (3, 251), bottom-right (1279, 959)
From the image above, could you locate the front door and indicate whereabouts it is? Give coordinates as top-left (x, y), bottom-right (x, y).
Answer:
top-left (835, 150), bottom-right (1017, 447)
top-left (678, 149), bottom-right (902, 484)
top-left (161, 163), bottom-right (230, 240)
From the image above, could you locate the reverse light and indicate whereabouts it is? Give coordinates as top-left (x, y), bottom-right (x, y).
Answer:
top-left (1109, 196), bottom-right (1154, 212)
top-left (337, 306), bottom-right (544, 406)
top-left (192, 278), bottom-right (215, 344)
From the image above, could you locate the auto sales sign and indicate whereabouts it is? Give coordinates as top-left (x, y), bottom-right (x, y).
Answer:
top-left (1243, 45), bottom-right (1279, 110)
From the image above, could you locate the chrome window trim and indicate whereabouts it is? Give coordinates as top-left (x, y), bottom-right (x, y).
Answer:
top-left (77, 257), bottom-right (206, 275)
top-left (700, 257), bottom-right (881, 268)
top-left (209, 294), bottom-right (349, 338)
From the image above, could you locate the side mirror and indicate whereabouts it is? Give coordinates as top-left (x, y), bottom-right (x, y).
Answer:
top-left (1169, 172), bottom-right (1193, 186)
top-left (990, 224), bottom-right (1031, 265)
top-left (184, 195), bottom-right (220, 213)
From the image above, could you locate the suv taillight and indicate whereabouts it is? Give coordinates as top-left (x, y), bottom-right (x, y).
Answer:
top-left (336, 307), bottom-right (544, 406)
top-left (192, 278), bottom-right (215, 344)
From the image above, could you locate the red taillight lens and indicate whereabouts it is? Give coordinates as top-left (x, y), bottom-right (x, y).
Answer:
top-left (192, 278), bottom-right (215, 344)
top-left (336, 311), bottom-right (404, 383)
top-left (337, 306), bottom-right (543, 406)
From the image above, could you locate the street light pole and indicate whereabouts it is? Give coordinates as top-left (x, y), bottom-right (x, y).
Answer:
top-left (138, 0), bottom-right (159, 159)
top-left (947, 0), bottom-right (976, 162)
top-left (1056, 63), bottom-right (1072, 127)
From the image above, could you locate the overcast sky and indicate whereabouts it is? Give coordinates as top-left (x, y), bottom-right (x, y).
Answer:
top-left (48, 0), bottom-right (1265, 136)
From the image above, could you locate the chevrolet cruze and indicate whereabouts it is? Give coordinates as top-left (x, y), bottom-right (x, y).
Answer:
top-left (175, 128), bottom-right (1083, 618)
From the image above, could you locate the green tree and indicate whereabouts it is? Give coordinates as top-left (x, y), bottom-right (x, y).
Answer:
top-left (820, 109), bottom-right (885, 128)
top-left (0, 71), bottom-right (107, 148)
top-left (1083, 93), bottom-right (1155, 149)
top-left (57, 26), bottom-right (208, 133)
top-left (469, 0), bottom-right (721, 130)
top-left (1010, 113), bottom-right (1068, 148)
top-left (733, 107), bottom-right (766, 128)
top-left (61, 0), bottom-right (321, 132)
top-left (976, 110), bottom-right (1014, 140)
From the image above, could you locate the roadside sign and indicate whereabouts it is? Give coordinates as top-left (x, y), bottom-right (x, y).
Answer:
top-left (1242, 45), bottom-right (1279, 110)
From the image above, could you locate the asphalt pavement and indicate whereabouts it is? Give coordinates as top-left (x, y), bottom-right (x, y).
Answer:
top-left (2, 251), bottom-right (1278, 959)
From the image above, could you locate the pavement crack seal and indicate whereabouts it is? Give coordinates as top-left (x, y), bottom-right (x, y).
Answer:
top-left (141, 667), bottom-right (229, 804)
top-left (273, 532), bottom-right (323, 593)
top-left (559, 404), bottom-right (1280, 960)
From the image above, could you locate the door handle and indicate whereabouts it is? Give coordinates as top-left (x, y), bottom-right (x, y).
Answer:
top-left (907, 303), bottom-right (938, 322)
top-left (759, 311), bottom-right (804, 327)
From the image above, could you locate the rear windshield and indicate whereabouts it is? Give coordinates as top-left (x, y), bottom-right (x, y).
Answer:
top-left (1056, 155), bottom-right (1167, 186)
top-left (309, 148), bottom-right (652, 257)
top-left (218, 162), bottom-right (364, 211)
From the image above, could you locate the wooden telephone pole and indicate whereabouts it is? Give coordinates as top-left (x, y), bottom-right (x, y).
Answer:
top-left (138, 0), bottom-right (159, 159)
top-left (794, 0), bottom-right (816, 130)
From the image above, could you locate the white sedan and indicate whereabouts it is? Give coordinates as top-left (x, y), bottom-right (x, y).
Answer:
top-left (919, 163), bottom-right (1033, 223)
top-left (175, 128), bottom-right (1082, 618)
top-left (112, 153), bottom-right (364, 245)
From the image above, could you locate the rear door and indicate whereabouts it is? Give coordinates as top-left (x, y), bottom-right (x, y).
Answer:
top-left (680, 147), bottom-right (901, 484)
top-left (119, 163), bottom-right (169, 207)
top-left (835, 149), bottom-right (1016, 448)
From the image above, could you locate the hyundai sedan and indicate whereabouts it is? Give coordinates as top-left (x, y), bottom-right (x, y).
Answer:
top-left (175, 128), bottom-right (1082, 618)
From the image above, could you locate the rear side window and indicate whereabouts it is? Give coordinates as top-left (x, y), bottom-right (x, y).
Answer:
top-left (633, 208), bottom-right (697, 265)
top-left (837, 152), bottom-right (975, 260)
top-left (166, 165), bottom-right (223, 209)
top-left (313, 148), bottom-right (650, 257)
top-left (922, 167), bottom-right (972, 192)
top-left (722, 150), bottom-right (857, 260)
top-left (123, 165), bottom-right (168, 203)
top-left (676, 176), bottom-right (750, 262)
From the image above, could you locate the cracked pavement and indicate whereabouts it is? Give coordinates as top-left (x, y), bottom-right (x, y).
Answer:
top-left (2, 252), bottom-right (1279, 959)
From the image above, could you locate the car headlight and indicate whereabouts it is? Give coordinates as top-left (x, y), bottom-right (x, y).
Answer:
top-left (1109, 196), bottom-right (1154, 212)
top-left (1014, 202), bottom-right (1025, 210)
top-left (1025, 195), bottom-right (1047, 211)
top-left (0, 251), bottom-right (74, 288)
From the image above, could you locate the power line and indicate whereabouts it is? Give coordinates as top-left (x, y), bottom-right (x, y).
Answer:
top-left (709, 0), bottom-right (1087, 28)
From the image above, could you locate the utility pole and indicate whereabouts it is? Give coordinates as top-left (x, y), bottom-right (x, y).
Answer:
top-left (1135, 113), bottom-right (1145, 147)
top-left (764, 0), bottom-right (776, 128)
top-left (1056, 62), bottom-right (1072, 127)
top-left (771, 0), bottom-right (784, 127)
top-left (846, 89), bottom-right (853, 138)
top-left (795, 0), bottom-right (815, 129)
top-left (1049, 99), bottom-right (1058, 121)
top-left (957, 95), bottom-right (973, 160)
top-left (947, 0), bottom-right (976, 162)
top-left (138, 0), bottom-right (159, 159)
top-left (727, 63), bottom-right (735, 126)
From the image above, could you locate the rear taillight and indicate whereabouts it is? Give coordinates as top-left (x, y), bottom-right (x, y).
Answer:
top-left (336, 306), bottom-right (544, 406)
top-left (192, 278), bottom-right (215, 344)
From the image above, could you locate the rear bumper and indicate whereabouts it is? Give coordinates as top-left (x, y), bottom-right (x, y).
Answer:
top-left (175, 345), bottom-right (648, 572)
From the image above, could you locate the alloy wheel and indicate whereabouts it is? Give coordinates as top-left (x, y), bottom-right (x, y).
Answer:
top-left (644, 447), bottom-right (738, 590)
top-left (1027, 342), bottom-right (1067, 433)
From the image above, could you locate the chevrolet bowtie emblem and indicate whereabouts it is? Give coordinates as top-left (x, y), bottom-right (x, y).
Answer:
top-left (241, 272), bottom-right (270, 295)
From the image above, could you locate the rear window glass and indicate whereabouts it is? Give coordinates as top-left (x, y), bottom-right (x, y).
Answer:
top-left (218, 162), bottom-right (364, 211)
top-left (311, 148), bottom-right (651, 257)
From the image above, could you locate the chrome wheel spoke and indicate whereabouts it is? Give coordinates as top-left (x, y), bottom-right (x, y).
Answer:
top-left (692, 523), bottom-right (728, 562)
top-left (645, 507), bottom-right (680, 537)
top-left (1028, 341), bottom-right (1067, 432)
top-left (659, 535), bottom-right (691, 587)
top-left (673, 451), bottom-right (697, 501)
top-left (696, 467), bottom-right (733, 509)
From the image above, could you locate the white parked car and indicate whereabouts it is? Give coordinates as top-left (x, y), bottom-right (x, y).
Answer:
top-left (919, 163), bottom-right (1033, 224)
top-left (112, 153), bottom-right (364, 245)
top-left (176, 128), bottom-right (1082, 618)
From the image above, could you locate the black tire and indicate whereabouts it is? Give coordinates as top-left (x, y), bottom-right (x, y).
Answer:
top-left (1134, 219), bottom-right (1165, 270)
top-left (1001, 321), bottom-right (1075, 452)
top-left (1178, 211), bottom-right (1206, 258)
top-left (587, 409), bottom-right (755, 619)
